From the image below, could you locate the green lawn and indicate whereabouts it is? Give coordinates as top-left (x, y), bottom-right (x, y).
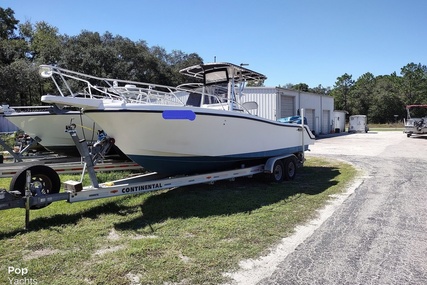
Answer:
top-left (0, 157), bottom-right (357, 285)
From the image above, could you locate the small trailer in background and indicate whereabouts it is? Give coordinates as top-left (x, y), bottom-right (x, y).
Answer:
top-left (333, 110), bottom-right (347, 133)
top-left (348, 115), bottom-right (369, 133)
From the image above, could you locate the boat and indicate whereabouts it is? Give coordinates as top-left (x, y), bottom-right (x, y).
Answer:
top-left (1, 105), bottom-right (103, 156)
top-left (0, 65), bottom-right (131, 157)
top-left (41, 62), bottom-right (316, 175)
top-left (403, 104), bottom-right (427, 137)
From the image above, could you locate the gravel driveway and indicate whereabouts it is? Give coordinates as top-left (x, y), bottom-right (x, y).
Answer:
top-left (227, 131), bottom-right (427, 285)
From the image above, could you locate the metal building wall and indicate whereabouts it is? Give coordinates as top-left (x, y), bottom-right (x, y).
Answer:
top-left (323, 110), bottom-right (331, 133)
top-left (297, 92), bottom-right (334, 134)
top-left (240, 87), bottom-right (278, 120)
top-left (0, 117), bottom-right (19, 133)
top-left (241, 87), bottom-right (334, 134)
top-left (279, 95), bottom-right (295, 118)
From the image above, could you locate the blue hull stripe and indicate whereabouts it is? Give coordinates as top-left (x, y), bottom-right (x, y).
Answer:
top-left (162, 110), bottom-right (196, 121)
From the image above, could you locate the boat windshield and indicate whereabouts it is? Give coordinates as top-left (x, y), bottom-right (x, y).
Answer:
top-left (185, 85), bottom-right (227, 106)
top-left (406, 105), bottom-right (427, 119)
top-left (204, 69), bottom-right (229, 85)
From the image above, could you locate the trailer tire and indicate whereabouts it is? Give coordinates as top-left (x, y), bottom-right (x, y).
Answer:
top-left (283, 157), bottom-right (297, 181)
top-left (10, 165), bottom-right (61, 209)
top-left (270, 160), bottom-right (285, 182)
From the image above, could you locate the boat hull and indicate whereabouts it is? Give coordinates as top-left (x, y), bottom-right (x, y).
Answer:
top-left (85, 106), bottom-right (315, 175)
top-left (404, 125), bottom-right (427, 136)
top-left (4, 111), bottom-right (100, 156)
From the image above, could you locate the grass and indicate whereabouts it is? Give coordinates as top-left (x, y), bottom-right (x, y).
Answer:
top-left (369, 128), bottom-right (403, 132)
top-left (367, 123), bottom-right (404, 132)
top-left (367, 123), bottom-right (402, 128)
top-left (0, 157), bottom-right (357, 285)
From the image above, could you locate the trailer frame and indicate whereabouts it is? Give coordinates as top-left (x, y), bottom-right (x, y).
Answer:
top-left (0, 153), bottom-right (301, 229)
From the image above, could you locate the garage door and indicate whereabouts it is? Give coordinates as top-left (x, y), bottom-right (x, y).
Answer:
top-left (280, 96), bottom-right (294, 118)
top-left (305, 109), bottom-right (315, 130)
top-left (322, 110), bottom-right (330, 134)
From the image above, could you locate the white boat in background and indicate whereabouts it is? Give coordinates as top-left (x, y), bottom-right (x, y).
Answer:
top-left (41, 62), bottom-right (316, 175)
top-left (1, 65), bottom-right (133, 156)
top-left (403, 104), bottom-right (427, 137)
top-left (1, 105), bottom-right (101, 156)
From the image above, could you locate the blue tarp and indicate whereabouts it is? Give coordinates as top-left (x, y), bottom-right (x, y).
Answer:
top-left (277, 116), bottom-right (308, 125)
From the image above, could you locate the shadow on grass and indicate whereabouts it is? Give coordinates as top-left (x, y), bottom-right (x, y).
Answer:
top-left (0, 200), bottom-right (130, 239)
top-left (0, 165), bottom-right (340, 237)
top-left (115, 165), bottom-right (340, 231)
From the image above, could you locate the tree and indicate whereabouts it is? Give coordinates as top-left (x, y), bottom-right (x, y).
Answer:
top-left (0, 59), bottom-right (39, 105)
top-left (278, 83), bottom-right (295, 89)
top-left (0, 8), bottom-right (26, 66)
top-left (330, 73), bottom-right (354, 111)
top-left (0, 7), bottom-right (19, 39)
top-left (31, 21), bottom-right (62, 65)
top-left (310, 84), bottom-right (331, 95)
top-left (0, 8), bottom-right (207, 107)
top-left (399, 62), bottom-right (427, 104)
top-left (293, 83), bottom-right (309, 92)
top-left (0, 35), bottom-right (27, 65)
top-left (165, 50), bottom-right (203, 85)
top-left (369, 74), bottom-right (404, 123)
top-left (349, 72), bottom-right (375, 115)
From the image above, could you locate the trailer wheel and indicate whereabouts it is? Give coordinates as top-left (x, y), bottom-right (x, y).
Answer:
top-left (283, 157), bottom-right (297, 181)
top-left (270, 160), bottom-right (285, 182)
top-left (10, 165), bottom-right (61, 209)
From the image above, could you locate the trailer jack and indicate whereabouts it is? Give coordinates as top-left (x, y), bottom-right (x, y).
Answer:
top-left (0, 168), bottom-right (68, 229)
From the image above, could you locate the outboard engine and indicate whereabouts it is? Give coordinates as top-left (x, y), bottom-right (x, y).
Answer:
top-left (414, 119), bottom-right (425, 131)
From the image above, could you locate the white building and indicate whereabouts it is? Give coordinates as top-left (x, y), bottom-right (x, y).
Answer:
top-left (241, 87), bottom-right (334, 135)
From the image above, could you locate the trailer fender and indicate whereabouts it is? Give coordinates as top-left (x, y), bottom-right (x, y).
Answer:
top-left (264, 154), bottom-right (296, 174)
top-left (264, 154), bottom-right (299, 182)
top-left (282, 156), bottom-right (298, 181)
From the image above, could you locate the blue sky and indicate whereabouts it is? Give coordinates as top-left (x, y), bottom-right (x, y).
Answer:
top-left (3, 0), bottom-right (427, 88)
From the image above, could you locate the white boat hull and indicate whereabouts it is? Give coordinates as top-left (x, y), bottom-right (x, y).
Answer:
top-left (5, 111), bottom-right (100, 155)
top-left (85, 106), bottom-right (315, 174)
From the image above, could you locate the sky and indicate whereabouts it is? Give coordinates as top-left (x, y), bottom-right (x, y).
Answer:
top-left (3, 0), bottom-right (427, 88)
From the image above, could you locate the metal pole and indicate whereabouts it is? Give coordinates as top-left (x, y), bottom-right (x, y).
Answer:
top-left (301, 108), bottom-right (305, 162)
top-left (68, 129), bottom-right (99, 188)
top-left (24, 170), bottom-right (31, 230)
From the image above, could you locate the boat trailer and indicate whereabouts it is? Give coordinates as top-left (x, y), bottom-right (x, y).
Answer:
top-left (0, 116), bottom-right (309, 230)
top-left (0, 134), bottom-right (42, 163)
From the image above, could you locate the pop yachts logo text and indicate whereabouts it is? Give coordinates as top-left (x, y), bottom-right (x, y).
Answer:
top-left (7, 266), bottom-right (37, 284)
